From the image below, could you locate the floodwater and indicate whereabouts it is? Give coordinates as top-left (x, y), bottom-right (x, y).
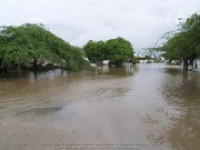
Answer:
top-left (0, 63), bottom-right (200, 150)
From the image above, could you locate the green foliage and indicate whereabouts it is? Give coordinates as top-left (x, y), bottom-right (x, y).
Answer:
top-left (83, 37), bottom-right (134, 66)
top-left (156, 13), bottom-right (200, 61)
top-left (83, 40), bottom-right (107, 62)
top-left (106, 37), bottom-right (134, 66)
top-left (0, 23), bottom-right (90, 72)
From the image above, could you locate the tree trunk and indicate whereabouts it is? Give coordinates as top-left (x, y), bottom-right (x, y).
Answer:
top-left (33, 58), bottom-right (37, 71)
top-left (194, 59), bottom-right (198, 69)
top-left (3, 69), bottom-right (7, 74)
top-left (169, 59), bottom-right (172, 65)
top-left (183, 59), bottom-right (188, 71)
top-left (188, 59), bottom-right (194, 71)
top-left (115, 60), bottom-right (123, 67)
top-left (0, 61), bottom-right (2, 73)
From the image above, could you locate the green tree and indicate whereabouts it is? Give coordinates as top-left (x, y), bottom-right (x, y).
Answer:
top-left (154, 13), bottom-right (200, 70)
top-left (106, 37), bottom-right (134, 66)
top-left (83, 37), bottom-right (134, 66)
top-left (83, 40), bottom-right (106, 63)
top-left (0, 23), bottom-right (90, 73)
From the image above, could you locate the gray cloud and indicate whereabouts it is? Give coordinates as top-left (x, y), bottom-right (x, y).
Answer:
top-left (1, 0), bottom-right (200, 51)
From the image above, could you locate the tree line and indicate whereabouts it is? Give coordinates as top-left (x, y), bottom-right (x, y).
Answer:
top-left (0, 23), bottom-right (135, 73)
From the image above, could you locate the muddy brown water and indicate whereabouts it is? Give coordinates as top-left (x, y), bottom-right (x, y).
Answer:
top-left (0, 63), bottom-right (200, 150)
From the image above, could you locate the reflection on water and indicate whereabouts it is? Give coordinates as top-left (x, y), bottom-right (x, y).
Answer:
top-left (0, 69), bottom-right (68, 81)
top-left (0, 63), bottom-right (200, 150)
top-left (159, 67), bottom-right (200, 150)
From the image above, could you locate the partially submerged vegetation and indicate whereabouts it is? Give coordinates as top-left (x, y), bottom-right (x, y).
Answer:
top-left (83, 37), bottom-right (134, 67)
top-left (3, 13), bottom-right (200, 74)
top-left (151, 13), bottom-right (200, 70)
top-left (0, 23), bottom-right (90, 73)
top-left (0, 23), bottom-right (135, 74)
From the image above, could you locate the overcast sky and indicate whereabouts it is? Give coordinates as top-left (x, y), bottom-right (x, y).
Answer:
top-left (1, 0), bottom-right (200, 52)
